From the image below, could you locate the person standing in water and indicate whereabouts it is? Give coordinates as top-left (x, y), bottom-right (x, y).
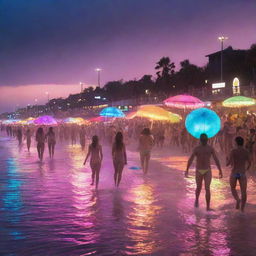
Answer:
top-left (79, 126), bottom-right (86, 150)
top-left (36, 127), bottom-right (45, 161)
top-left (46, 127), bottom-right (56, 158)
top-left (25, 128), bottom-right (32, 151)
top-left (138, 128), bottom-right (154, 174)
top-left (84, 135), bottom-right (103, 189)
top-left (17, 128), bottom-right (23, 146)
top-left (227, 136), bottom-right (251, 212)
top-left (112, 132), bottom-right (127, 187)
top-left (185, 133), bottom-right (223, 211)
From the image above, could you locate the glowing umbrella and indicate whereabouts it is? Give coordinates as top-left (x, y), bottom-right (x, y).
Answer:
top-left (88, 116), bottom-right (112, 122)
top-left (64, 117), bottom-right (88, 125)
top-left (222, 96), bottom-right (256, 108)
top-left (33, 115), bottom-right (57, 125)
top-left (128, 105), bottom-right (182, 123)
top-left (100, 107), bottom-right (125, 118)
top-left (2, 119), bottom-right (21, 125)
top-left (185, 108), bottom-right (221, 139)
top-left (164, 94), bottom-right (204, 109)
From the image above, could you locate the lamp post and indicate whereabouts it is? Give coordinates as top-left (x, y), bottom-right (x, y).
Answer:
top-left (80, 82), bottom-right (84, 93)
top-left (95, 68), bottom-right (102, 87)
top-left (218, 36), bottom-right (228, 82)
top-left (45, 92), bottom-right (50, 102)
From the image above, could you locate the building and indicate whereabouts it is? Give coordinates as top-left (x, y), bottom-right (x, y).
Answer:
top-left (206, 46), bottom-right (250, 95)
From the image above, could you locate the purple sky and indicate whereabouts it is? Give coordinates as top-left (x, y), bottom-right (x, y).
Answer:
top-left (0, 0), bottom-right (255, 112)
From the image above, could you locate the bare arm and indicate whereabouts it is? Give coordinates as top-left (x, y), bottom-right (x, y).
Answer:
top-left (185, 151), bottom-right (195, 177)
top-left (100, 145), bottom-right (103, 162)
top-left (83, 145), bottom-right (91, 165)
top-left (212, 149), bottom-right (223, 178)
top-left (247, 154), bottom-right (251, 170)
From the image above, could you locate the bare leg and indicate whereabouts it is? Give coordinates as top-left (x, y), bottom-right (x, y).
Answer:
top-left (239, 176), bottom-right (247, 212)
top-left (52, 144), bottom-right (55, 157)
top-left (91, 170), bottom-right (95, 185)
top-left (230, 175), bottom-right (240, 209)
top-left (140, 153), bottom-right (145, 172)
top-left (144, 153), bottom-right (150, 174)
top-left (195, 172), bottom-right (203, 208)
top-left (37, 144), bottom-right (41, 160)
top-left (41, 144), bottom-right (45, 161)
top-left (117, 164), bottom-right (124, 187)
top-left (114, 162), bottom-right (118, 186)
top-left (204, 171), bottom-right (212, 211)
top-left (95, 168), bottom-right (100, 189)
top-left (48, 143), bottom-right (52, 158)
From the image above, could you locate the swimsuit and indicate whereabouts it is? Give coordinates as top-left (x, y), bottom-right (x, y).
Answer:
top-left (233, 173), bottom-right (245, 179)
top-left (198, 169), bottom-right (209, 175)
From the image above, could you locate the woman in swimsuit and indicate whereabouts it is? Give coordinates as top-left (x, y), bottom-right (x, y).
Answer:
top-left (138, 128), bottom-right (154, 174)
top-left (46, 127), bottom-right (56, 158)
top-left (112, 132), bottom-right (127, 187)
top-left (84, 135), bottom-right (103, 189)
top-left (36, 127), bottom-right (45, 161)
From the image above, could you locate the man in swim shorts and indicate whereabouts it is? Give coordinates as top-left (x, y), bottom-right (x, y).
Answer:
top-left (227, 136), bottom-right (251, 212)
top-left (185, 133), bottom-right (223, 211)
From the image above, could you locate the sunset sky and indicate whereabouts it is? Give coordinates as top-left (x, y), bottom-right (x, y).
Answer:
top-left (0, 0), bottom-right (255, 112)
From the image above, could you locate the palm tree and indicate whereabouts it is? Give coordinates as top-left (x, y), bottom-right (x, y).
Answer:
top-left (155, 57), bottom-right (175, 78)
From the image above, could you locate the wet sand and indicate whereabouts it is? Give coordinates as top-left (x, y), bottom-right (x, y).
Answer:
top-left (1, 134), bottom-right (256, 255)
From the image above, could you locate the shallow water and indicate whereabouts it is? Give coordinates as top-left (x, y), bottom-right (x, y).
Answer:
top-left (1, 135), bottom-right (256, 255)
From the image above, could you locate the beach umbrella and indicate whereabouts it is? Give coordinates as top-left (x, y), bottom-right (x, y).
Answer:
top-left (164, 94), bottom-right (205, 109)
top-left (185, 108), bottom-right (221, 139)
top-left (33, 115), bottom-right (57, 125)
top-left (222, 96), bottom-right (256, 108)
top-left (2, 119), bottom-right (21, 125)
top-left (100, 107), bottom-right (125, 118)
top-left (88, 116), bottom-right (113, 122)
top-left (64, 117), bottom-right (88, 125)
top-left (128, 105), bottom-right (182, 123)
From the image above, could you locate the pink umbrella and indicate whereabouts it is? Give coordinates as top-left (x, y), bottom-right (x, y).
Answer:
top-left (33, 115), bottom-right (57, 125)
top-left (164, 94), bottom-right (204, 109)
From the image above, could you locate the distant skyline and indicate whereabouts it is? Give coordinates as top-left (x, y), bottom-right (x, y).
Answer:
top-left (0, 0), bottom-right (255, 112)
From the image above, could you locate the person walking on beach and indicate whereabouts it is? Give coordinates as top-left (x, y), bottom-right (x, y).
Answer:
top-left (138, 128), bottom-right (154, 174)
top-left (36, 127), bottom-right (45, 161)
top-left (84, 135), bottom-right (103, 189)
top-left (185, 133), bottom-right (223, 211)
top-left (112, 132), bottom-right (127, 187)
top-left (46, 127), bottom-right (56, 158)
top-left (227, 136), bottom-right (251, 212)
top-left (25, 128), bottom-right (32, 151)
top-left (17, 128), bottom-right (23, 146)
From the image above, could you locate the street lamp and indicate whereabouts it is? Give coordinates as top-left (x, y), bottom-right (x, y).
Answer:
top-left (218, 36), bottom-right (228, 82)
top-left (45, 92), bottom-right (50, 102)
top-left (95, 68), bottom-right (102, 87)
top-left (80, 82), bottom-right (84, 93)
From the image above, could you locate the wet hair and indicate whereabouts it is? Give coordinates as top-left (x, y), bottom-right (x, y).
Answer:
top-left (142, 128), bottom-right (151, 136)
top-left (200, 133), bottom-right (208, 146)
top-left (91, 135), bottom-right (99, 148)
top-left (235, 136), bottom-right (244, 146)
top-left (114, 132), bottom-right (124, 150)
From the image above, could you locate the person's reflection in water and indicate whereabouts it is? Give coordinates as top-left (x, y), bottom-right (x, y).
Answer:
top-left (193, 215), bottom-right (212, 255)
top-left (48, 159), bottom-right (56, 173)
top-left (112, 191), bottom-right (124, 221)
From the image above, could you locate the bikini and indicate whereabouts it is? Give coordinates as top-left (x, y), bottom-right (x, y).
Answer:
top-left (198, 169), bottom-right (209, 175)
